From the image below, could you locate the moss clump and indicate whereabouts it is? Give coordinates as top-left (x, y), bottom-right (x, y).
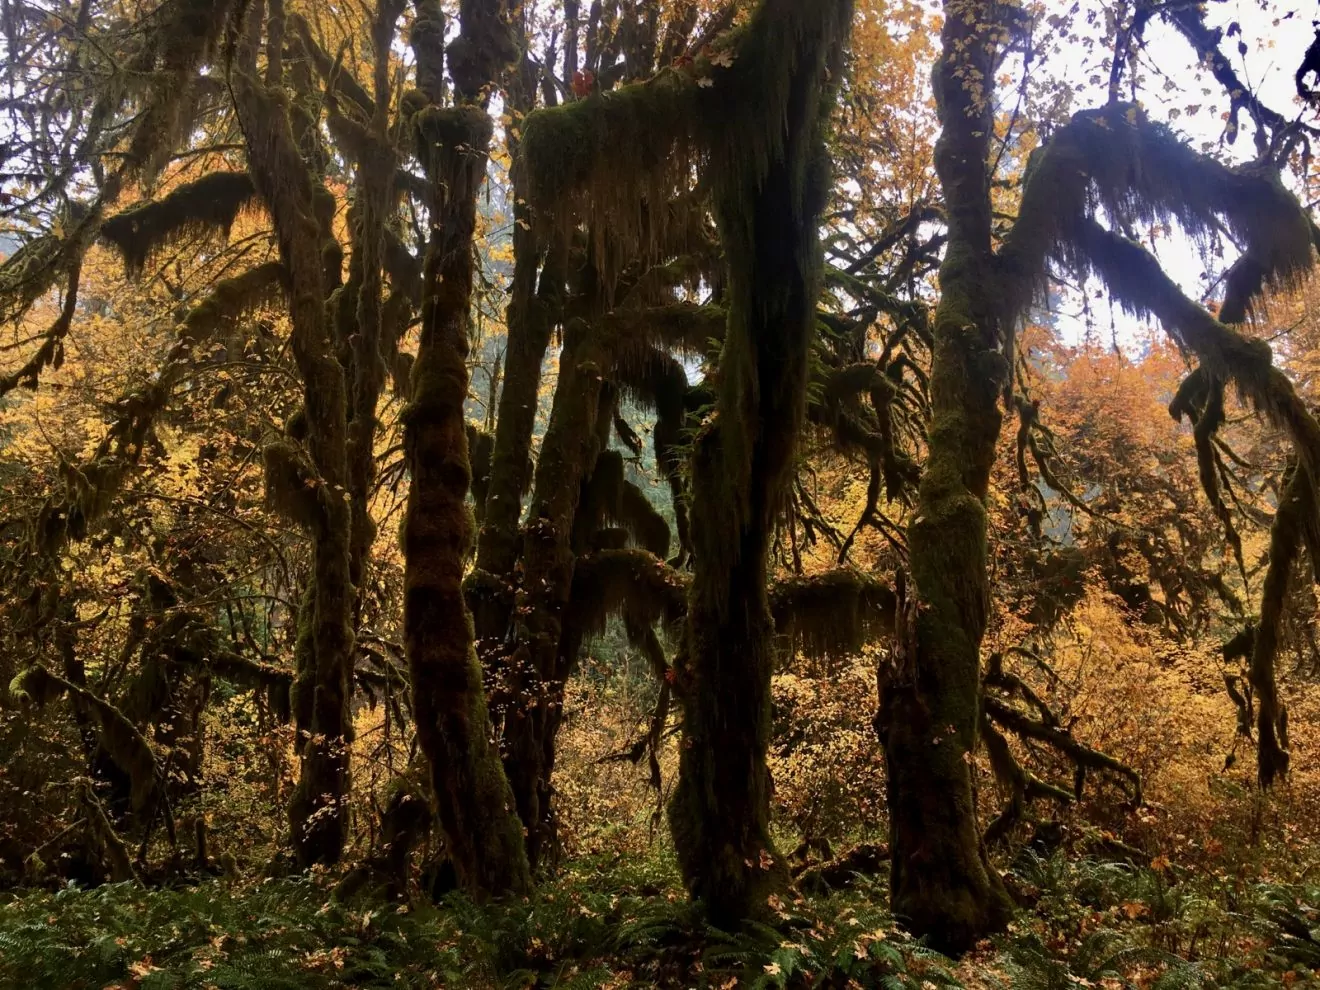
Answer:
top-left (517, 67), bottom-right (698, 239)
top-left (567, 548), bottom-right (689, 642)
top-left (262, 439), bottom-right (325, 531)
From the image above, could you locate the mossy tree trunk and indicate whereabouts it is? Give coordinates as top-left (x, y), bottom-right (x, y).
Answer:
top-left (667, 0), bottom-right (852, 927)
top-left (873, 2), bottom-right (1013, 952)
top-left (402, 0), bottom-right (531, 897)
top-left (469, 48), bottom-right (568, 685)
top-left (499, 320), bottom-right (608, 868)
top-left (230, 5), bottom-right (358, 867)
top-left (342, 4), bottom-right (404, 632)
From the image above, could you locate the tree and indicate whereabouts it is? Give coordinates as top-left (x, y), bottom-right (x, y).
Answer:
top-left (877, 0), bottom-right (1320, 950)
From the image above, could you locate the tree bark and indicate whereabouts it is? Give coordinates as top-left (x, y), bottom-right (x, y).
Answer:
top-left (874, 0), bottom-right (1013, 953)
top-left (497, 323), bottom-right (607, 868)
top-left (230, 17), bottom-right (357, 865)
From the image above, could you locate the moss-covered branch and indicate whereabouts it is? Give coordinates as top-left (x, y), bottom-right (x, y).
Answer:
top-left (99, 171), bottom-right (259, 276)
top-left (1000, 103), bottom-right (1313, 332)
top-left (982, 695), bottom-right (1142, 806)
top-left (769, 570), bottom-right (896, 663)
top-left (8, 665), bottom-right (159, 813)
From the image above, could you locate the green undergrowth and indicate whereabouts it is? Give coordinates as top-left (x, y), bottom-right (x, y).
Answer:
top-left (0, 849), bottom-right (1317, 988)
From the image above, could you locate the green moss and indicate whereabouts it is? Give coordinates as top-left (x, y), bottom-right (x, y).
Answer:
top-left (770, 570), bottom-right (896, 663)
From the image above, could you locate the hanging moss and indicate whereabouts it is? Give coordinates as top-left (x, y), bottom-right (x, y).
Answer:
top-left (769, 570), bottom-right (896, 663)
top-left (0, 233), bottom-right (64, 327)
top-left (566, 547), bottom-right (689, 641)
top-left (518, 66), bottom-right (698, 240)
top-left (100, 171), bottom-right (259, 276)
top-left (1072, 221), bottom-right (1320, 486)
top-left (618, 481), bottom-right (670, 558)
top-left (262, 439), bottom-right (326, 531)
top-left (125, 0), bottom-right (239, 182)
top-left (599, 302), bottom-right (726, 361)
top-left (1001, 103), bottom-right (1314, 333)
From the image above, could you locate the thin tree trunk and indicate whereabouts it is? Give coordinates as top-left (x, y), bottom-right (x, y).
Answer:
top-left (874, 1), bottom-right (1013, 952)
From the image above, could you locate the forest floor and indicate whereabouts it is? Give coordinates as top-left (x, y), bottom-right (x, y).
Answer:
top-left (2, 838), bottom-right (1318, 990)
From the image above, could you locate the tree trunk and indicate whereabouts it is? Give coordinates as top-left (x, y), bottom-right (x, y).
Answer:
top-left (403, 0), bottom-right (530, 897)
top-left (497, 325), bottom-right (607, 868)
top-left (874, 1), bottom-right (1013, 953)
top-left (230, 29), bottom-right (358, 865)
top-left (667, 0), bottom-right (850, 927)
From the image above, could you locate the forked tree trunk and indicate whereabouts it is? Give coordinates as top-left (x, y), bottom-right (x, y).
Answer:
top-left (498, 324), bottom-right (608, 868)
top-left (874, 1), bottom-right (1013, 952)
top-left (229, 9), bottom-right (358, 866)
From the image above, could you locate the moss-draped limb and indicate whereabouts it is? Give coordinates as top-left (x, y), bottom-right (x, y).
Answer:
top-left (74, 778), bottom-right (140, 883)
top-left (0, 0), bottom-right (235, 343)
top-left (979, 715), bottom-right (1074, 847)
top-left (99, 171), bottom-right (260, 276)
top-left (402, 0), bottom-right (530, 897)
top-left (0, 258), bottom-right (81, 398)
top-left (598, 302), bottom-right (726, 359)
top-left (129, 0), bottom-right (240, 181)
top-left (518, 66), bottom-right (699, 243)
top-left (8, 665), bottom-right (159, 814)
top-left (564, 548), bottom-right (689, 640)
top-left (999, 103), bottom-right (1313, 335)
top-left (571, 448), bottom-right (671, 558)
top-left (229, 54), bottom-right (356, 866)
top-left (981, 695), bottom-right (1142, 805)
top-left (769, 570), bottom-right (896, 663)
top-left (1067, 214), bottom-right (1320, 787)
top-left (1070, 221), bottom-right (1320, 480)
top-left (874, 2), bottom-right (1014, 953)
